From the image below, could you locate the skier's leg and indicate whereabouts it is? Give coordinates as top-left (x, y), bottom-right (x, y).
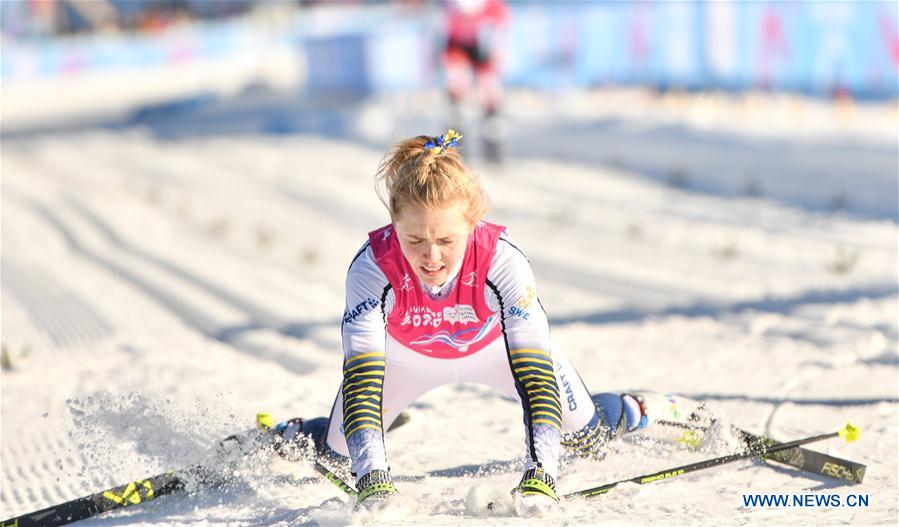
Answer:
top-left (621, 391), bottom-right (715, 431)
top-left (590, 392), bottom-right (648, 436)
top-left (588, 391), bottom-right (726, 449)
top-left (465, 340), bottom-right (610, 461)
top-left (596, 392), bottom-right (711, 428)
top-left (548, 346), bottom-right (618, 460)
top-left (475, 61), bottom-right (503, 163)
top-left (557, 391), bottom-right (667, 460)
top-left (445, 43), bottom-right (474, 110)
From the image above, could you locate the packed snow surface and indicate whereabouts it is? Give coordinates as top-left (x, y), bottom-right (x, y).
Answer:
top-left (1, 87), bottom-right (897, 526)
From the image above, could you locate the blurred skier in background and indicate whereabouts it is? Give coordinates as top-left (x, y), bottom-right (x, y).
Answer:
top-left (442, 0), bottom-right (509, 163)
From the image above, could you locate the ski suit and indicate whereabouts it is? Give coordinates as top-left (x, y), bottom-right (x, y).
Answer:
top-left (315, 222), bottom-right (634, 480)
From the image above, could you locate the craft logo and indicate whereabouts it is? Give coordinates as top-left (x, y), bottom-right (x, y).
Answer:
top-left (344, 298), bottom-right (379, 323)
top-left (382, 228), bottom-right (391, 241)
top-left (462, 271), bottom-right (477, 286)
top-left (556, 361), bottom-right (578, 411)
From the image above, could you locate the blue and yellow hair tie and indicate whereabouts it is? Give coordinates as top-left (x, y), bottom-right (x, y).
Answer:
top-left (424, 129), bottom-right (462, 155)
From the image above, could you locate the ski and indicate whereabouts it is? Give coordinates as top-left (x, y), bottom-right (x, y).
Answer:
top-left (0, 470), bottom-right (186, 527)
top-left (486, 423), bottom-right (859, 510)
top-left (563, 422), bottom-right (860, 500)
top-left (0, 416), bottom-right (284, 527)
top-left (655, 419), bottom-right (866, 484)
top-left (0, 410), bottom-right (411, 527)
top-left (739, 428), bottom-right (866, 483)
top-left (388, 405), bottom-right (866, 485)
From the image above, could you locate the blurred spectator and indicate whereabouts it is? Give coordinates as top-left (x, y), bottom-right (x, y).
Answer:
top-left (1, 0), bottom-right (262, 37)
top-left (443, 0), bottom-right (509, 164)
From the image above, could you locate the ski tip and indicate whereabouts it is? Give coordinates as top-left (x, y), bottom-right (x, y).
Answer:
top-left (838, 423), bottom-right (860, 443)
top-left (256, 412), bottom-right (275, 431)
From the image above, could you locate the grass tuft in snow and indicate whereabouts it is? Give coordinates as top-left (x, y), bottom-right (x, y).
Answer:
top-left (299, 247), bottom-right (320, 266)
top-left (712, 239), bottom-right (740, 261)
top-left (826, 246), bottom-right (860, 275)
top-left (744, 178), bottom-right (764, 198)
top-left (668, 167), bottom-right (690, 189)
top-left (625, 222), bottom-right (645, 241)
top-left (1, 343), bottom-right (12, 370)
top-left (206, 217), bottom-right (233, 239)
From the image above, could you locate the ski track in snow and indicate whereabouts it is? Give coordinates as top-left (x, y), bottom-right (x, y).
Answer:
top-left (1, 89), bottom-right (896, 526)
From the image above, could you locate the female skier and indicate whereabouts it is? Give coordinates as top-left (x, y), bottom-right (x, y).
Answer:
top-left (288, 130), bottom-right (663, 509)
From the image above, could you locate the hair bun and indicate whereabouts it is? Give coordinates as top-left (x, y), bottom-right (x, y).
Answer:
top-left (423, 129), bottom-right (463, 156)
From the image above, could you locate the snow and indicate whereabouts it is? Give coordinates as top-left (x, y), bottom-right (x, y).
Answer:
top-left (1, 84), bottom-right (896, 526)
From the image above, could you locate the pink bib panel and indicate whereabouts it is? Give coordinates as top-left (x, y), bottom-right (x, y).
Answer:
top-left (368, 221), bottom-right (505, 359)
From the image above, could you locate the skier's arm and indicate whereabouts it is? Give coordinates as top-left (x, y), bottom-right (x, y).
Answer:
top-left (341, 243), bottom-right (391, 478)
top-left (485, 235), bottom-right (563, 479)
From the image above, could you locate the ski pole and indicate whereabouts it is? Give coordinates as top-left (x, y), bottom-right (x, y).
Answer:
top-left (254, 413), bottom-right (357, 499)
top-left (310, 461), bottom-right (358, 498)
top-left (565, 422), bottom-right (860, 499)
top-left (653, 418), bottom-right (866, 483)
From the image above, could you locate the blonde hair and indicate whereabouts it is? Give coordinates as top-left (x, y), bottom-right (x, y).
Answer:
top-left (375, 134), bottom-right (490, 225)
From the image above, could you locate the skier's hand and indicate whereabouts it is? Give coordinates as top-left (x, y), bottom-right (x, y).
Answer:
top-left (270, 418), bottom-right (312, 461)
top-left (355, 469), bottom-right (398, 510)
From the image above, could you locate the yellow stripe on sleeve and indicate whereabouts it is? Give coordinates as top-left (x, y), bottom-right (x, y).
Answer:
top-left (510, 348), bottom-right (553, 358)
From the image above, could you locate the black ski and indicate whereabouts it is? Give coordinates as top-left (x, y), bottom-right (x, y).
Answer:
top-left (655, 419), bottom-right (866, 483)
top-left (486, 423), bottom-right (860, 508)
top-left (739, 428), bottom-right (866, 483)
top-left (0, 420), bottom-right (279, 527)
top-left (1, 412), bottom-right (413, 527)
top-left (0, 470), bottom-right (185, 527)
